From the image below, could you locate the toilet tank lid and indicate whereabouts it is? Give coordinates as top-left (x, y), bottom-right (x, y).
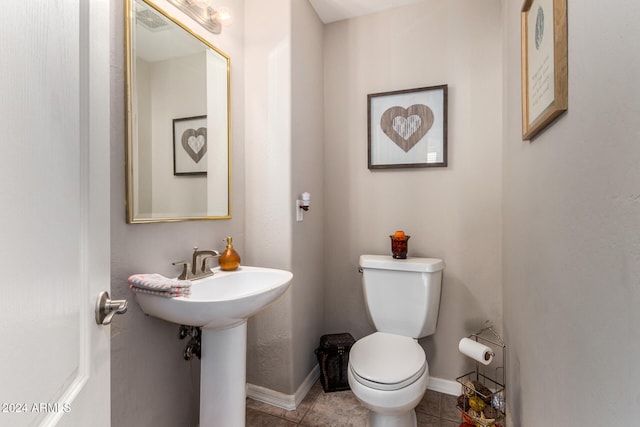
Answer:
top-left (360, 255), bottom-right (444, 272)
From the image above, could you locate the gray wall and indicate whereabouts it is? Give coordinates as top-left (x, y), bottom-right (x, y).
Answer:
top-left (502, 0), bottom-right (640, 424)
top-left (110, 0), bottom-right (245, 425)
top-left (323, 0), bottom-right (503, 382)
top-left (291, 0), bottom-right (325, 391)
top-left (244, 0), bottom-right (326, 394)
top-left (244, 0), bottom-right (295, 394)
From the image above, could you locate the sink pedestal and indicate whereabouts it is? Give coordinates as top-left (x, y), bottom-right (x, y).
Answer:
top-left (200, 322), bottom-right (247, 427)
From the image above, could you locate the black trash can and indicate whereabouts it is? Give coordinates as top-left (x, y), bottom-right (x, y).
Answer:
top-left (314, 333), bottom-right (355, 393)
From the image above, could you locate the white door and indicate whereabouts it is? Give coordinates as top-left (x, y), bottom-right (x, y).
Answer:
top-left (0, 1), bottom-right (111, 426)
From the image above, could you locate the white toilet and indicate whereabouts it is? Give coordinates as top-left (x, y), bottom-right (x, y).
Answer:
top-left (348, 254), bottom-right (444, 427)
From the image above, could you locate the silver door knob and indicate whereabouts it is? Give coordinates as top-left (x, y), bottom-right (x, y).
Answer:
top-left (95, 291), bottom-right (128, 325)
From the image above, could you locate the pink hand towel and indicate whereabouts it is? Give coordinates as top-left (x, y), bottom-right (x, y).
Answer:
top-left (127, 273), bottom-right (192, 292)
top-left (129, 285), bottom-right (191, 298)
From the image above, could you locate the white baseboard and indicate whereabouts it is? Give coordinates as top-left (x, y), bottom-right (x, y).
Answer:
top-left (247, 367), bottom-right (459, 412)
top-left (246, 365), bottom-right (320, 411)
top-left (427, 376), bottom-right (460, 396)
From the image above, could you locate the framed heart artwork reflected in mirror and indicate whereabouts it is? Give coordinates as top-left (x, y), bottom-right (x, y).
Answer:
top-left (173, 115), bottom-right (208, 175)
top-left (367, 85), bottom-right (448, 169)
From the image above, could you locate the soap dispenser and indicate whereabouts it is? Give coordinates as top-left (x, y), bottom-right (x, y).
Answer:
top-left (219, 237), bottom-right (241, 271)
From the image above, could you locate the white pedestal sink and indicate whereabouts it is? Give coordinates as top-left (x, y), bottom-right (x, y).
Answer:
top-left (135, 266), bottom-right (293, 427)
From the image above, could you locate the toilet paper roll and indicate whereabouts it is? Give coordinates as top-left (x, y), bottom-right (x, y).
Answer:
top-left (458, 337), bottom-right (494, 365)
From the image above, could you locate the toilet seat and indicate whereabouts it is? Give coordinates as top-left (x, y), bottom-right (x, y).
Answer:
top-left (349, 332), bottom-right (426, 391)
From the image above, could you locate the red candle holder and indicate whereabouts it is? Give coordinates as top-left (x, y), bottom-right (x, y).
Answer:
top-left (390, 235), bottom-right (410, 259)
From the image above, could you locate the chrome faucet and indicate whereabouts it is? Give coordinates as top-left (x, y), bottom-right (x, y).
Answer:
top-left (173, 247), bottom-right (220, 280)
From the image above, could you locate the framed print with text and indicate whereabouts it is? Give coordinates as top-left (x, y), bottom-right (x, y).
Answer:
top-left (521, 0), bottom-right (568, 140)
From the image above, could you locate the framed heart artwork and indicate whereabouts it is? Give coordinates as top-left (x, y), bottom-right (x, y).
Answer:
top-left (173, 115), bottom-right (208, 176)
top-left (368, 85), bottom-right (448, 169)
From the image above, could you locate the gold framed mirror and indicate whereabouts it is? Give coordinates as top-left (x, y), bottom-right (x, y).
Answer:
top-left (125, 0), bottom-right (231, 223)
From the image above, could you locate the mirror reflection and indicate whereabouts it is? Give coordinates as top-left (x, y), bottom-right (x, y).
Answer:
top-left (126, 0), bottom-right (231, 223)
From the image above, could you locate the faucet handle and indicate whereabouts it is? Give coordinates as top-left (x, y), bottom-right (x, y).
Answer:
top-left (172, 261), bottom-right (191, 280)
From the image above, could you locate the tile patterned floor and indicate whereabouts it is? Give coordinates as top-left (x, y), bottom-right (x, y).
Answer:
top-left (246, 380), bottom-right (462, 426)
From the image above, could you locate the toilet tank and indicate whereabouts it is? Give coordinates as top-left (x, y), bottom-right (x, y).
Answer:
top-left (359, 255), bottom-right (444, 339)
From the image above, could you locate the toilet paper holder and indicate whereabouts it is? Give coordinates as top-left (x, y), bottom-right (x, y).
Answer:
top-left (456, 324), bottom-right (506, 424)
top-left (460, 324), bottom-right (503, 363)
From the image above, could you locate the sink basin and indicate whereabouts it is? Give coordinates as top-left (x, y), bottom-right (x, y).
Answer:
top-left (135, 266), bottom-right (293, 329)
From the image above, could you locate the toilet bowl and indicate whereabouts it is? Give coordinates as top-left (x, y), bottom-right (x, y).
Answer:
top-left (348, 255), bottom-right (444, 427)
top-left (348, 332), bottom-right (428, 426)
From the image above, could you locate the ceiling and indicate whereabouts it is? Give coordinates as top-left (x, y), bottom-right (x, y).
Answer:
top-left (309, 0), bottom-right (426, 24)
